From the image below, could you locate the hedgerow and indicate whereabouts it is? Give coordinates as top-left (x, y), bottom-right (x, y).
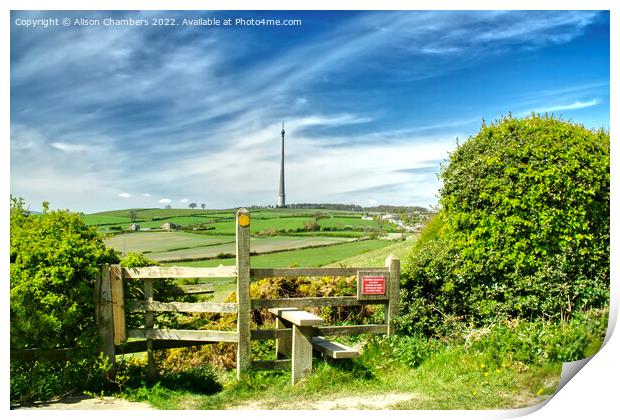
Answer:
top-left (398, 115), bottom-right (609, 335)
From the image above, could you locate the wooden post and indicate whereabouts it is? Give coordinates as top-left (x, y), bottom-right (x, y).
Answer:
top-left (292, 325), bottom-right (313, 384)
top-left (144, 278), bottom-right (156, 376)
top-left (110, 264), bottom-right (126, 345)
top-left (236, 208), bottom-right (251, 377)
top-left (385, 255), bottom-right (400, 336)
top-left (95, 264), bottom-right (115, 365)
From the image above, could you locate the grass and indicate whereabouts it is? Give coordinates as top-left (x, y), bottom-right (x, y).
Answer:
top-left (84, 208), bottom-right (391, 235)
top-left (106, 232), bottom-right (355, 262)
top-left (327, 236), bottom-right (418, 267)
top-left (104, 232), bottom-right (235, 254)
top-left (121, 343), bottom-right (562, 410)
top-left (168, 239), bottom-right (392, 268)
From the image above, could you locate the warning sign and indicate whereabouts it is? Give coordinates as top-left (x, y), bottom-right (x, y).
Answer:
top-left (357, 271), bottom-right (389, 300)
top-left (362, 276), bottom-right (386, 295)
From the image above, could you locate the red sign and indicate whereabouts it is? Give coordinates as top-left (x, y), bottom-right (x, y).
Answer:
top-left (362, 276), bottom-right (386, 295)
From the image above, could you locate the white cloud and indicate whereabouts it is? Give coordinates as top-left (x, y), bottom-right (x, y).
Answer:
top-left (118, 192), bottom-right (131, 198)
top-left (534, 99), bottom-right (601, 113)
top-left (158, 198), bottom-right (172, 204)
top-left (368, 199), bottom-right (378, 205)
top-left (179, 198), bottom-right (189, 203)
top-left (143, 193), bottom-right (151, 197)
top-left (50, 142), bottom-right (90, 153)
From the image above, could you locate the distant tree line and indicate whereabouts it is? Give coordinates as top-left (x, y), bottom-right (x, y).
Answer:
top-left (260, 203), bottom-right (432, 213)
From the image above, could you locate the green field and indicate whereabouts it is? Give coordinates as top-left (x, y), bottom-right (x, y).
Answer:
top-left (148, 236), bottom-right (355, 262)
top-left (326, 236), bottom-right (418, 267)
top-left (168, 239), bottom-right (393, 269)
top-left (105, 232), bottom-right (355, 262)
top-left (84, 208), bottom-right (382, 236)
top-left (105, 232), bottom-right (235, 254)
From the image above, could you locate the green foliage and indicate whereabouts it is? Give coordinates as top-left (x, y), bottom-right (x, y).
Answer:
top-left (363, 335), bottom-right (442, 368)
top-left (379, 308), bottom-right (606, 372)
top-left (400, 115), bottom-right (610, 334)
top-left (10, 197), bottom-right (118, 350)
top-left (119, 252), bottom-right (197, 331)
top-left (10, 354), bottom-right (112, 404)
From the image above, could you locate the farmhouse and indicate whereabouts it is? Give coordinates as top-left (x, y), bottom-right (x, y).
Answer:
top-left (160, 222), bottom-right (180, 231)
top-left (128, 223), bottom-right (140, 231)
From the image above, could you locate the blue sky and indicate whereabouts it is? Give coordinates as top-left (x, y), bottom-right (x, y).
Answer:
top-left (10, 10), bottom-right (610, 213)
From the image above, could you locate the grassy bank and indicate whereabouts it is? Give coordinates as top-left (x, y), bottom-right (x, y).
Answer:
top-left (112, 308), bottom-right (606, 410)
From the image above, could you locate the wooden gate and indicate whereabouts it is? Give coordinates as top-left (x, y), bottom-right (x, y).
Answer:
top-left (95, 208), bottom-right (400, 383)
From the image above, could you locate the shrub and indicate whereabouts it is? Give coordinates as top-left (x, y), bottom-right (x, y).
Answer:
top-left (10, 197), bottom-right (119, 402)
top-left (10, 197), bottom-right (118, 350)
top-left (399, 115), bottom-right (610, 334)
top-left (304, 218), bottom-right (321, 232)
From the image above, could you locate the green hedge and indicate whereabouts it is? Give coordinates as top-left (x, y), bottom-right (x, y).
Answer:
top-left (398, 115), bottom-right (609, 335)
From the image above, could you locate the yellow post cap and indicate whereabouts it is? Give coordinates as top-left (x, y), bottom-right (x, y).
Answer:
top-left (238, 213), bottom-right (250, 227)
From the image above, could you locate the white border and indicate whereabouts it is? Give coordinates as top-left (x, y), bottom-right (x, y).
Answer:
top-left (3, 2), bottom-right (617, 419)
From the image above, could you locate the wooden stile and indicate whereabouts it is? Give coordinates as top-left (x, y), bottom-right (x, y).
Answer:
top-left (84, 210), bottom-right (402, 384)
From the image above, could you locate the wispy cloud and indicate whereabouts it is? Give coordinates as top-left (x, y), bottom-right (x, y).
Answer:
top-left (9, 10), bottom-right (608, 211)
top-left (533, 99), bottom-right (601, 113)
top-left (118, 192), bottom-right (131, 198)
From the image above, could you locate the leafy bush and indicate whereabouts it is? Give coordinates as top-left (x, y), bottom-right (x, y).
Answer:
top-left (10, 355), bottom-right (112, 404)
top-left (399, 115), bottom-right (610, 334)
top-left (10, 197), bottom-right (118, 350)
top-left (373, 308), bottom-right (606, 371)
top-left (462, 308), bottom-right (608, 364)
top-left (10, 197), bottom-right (119, 402)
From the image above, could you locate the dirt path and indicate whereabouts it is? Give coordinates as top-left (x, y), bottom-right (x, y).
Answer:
top-left (13, 395), bottom-right (153, 410)
top-left (229, 392), bottom-right (419, 410)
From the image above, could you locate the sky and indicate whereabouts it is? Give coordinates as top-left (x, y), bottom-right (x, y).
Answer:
top-left (10, 10), bottom-right (610, 213)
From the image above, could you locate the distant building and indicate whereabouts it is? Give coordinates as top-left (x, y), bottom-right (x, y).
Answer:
top-left (361, 216), bottom-right (373, 221)
top-left (161, 222), bottom-right (179, 231)
top-left (128, 223), bottom-right (140, 231)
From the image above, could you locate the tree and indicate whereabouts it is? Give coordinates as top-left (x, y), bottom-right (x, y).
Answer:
top-left (165, 204), bottom-right (171, 209)
top-left (189, 202), bottom-right (197, 209)
top-left (201, 203), bottom-right (206, 210)
top-left (129, 209), bottom-right (137, 222)
top-left (399, 115), bottom-right (610, 334)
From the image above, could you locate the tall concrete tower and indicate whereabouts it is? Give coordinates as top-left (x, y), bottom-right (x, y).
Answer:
top-left (277, 122), bottom-right (286, 208)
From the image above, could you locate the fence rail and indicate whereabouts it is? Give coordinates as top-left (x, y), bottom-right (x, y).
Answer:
top-left (122, 265), bottom-right (236, 279)
top-left (126, 300), bottom-right (238, 314)
top-left (250, 267), bottom-right (387, 278)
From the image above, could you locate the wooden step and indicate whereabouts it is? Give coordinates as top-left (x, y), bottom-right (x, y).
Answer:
top-left (312, 336), bottom-right (360, 359)
top-left (268, 307), bottom-right (324, 326)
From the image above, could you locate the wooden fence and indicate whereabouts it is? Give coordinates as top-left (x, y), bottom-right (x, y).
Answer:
top-left (14, 208), bottom-right (400, 382)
